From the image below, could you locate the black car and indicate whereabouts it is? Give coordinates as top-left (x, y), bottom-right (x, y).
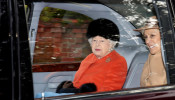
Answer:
top-left (1, 0), bottom-right (175, 100)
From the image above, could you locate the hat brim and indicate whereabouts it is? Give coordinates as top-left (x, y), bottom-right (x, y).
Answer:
top-left (134, 26), bottom-right (159, 32)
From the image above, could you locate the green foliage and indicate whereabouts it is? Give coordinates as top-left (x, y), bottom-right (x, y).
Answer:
top-left (40, 7), bottom-right (92, 23)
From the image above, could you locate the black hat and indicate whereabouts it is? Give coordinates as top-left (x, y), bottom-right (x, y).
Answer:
top-left (86, 18), bottom-right (119, 41)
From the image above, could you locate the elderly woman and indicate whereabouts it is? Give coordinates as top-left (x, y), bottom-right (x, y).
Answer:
top-left (135, 16), bottom-right (167, 87)
top-left (73, 18), bottom-right (127, 92)
top-left (35, 19), bottom-right (127, 98)
top-left (57, 18), bottom-right (127, 93)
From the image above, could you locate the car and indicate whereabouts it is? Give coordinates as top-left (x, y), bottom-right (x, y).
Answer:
top-left (1, 0), bottom-right (175, 100)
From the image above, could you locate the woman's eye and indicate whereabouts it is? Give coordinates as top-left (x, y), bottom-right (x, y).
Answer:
top-left (150, 34), bottom-right (155, 38)
top-left (143, 36), bottom-right (147, 39)
top-left (93, 40), bottom-right (96, 42)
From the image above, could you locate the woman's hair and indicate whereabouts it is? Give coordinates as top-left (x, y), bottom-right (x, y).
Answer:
top-left (88, 37), bottom-right (117, 51)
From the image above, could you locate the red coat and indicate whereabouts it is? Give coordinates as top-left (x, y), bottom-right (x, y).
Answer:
top-left (73, 50), bottom-right (127, 92)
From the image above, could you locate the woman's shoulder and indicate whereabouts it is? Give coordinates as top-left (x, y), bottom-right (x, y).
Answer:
top-left (111, 51), bottom-right (127, 65)
top-left (84, 53), bottom-right (94, 59)
top-left (106, 51), bottom-right (127, 71)
top-left (81, 53), bottom-right (97, 63)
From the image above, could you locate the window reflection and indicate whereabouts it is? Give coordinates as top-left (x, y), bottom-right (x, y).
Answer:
top-left (33, 7), bottom-right (92, 66)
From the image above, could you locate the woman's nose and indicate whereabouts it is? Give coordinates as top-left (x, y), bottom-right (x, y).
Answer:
top-left (145, 38), bottom-right (151, 44)
top-left (96, 42), bottom-right (100, 46)
top-left (95, 41), bottom-right (100, 46)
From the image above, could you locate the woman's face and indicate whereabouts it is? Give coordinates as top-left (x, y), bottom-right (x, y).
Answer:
top-left (91, 36), bottom-right (111, 59)
top-left (143, 29), bottom-right (161, 55)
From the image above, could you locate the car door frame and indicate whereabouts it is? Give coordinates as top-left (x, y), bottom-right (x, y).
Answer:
top-left (155, 0), bottom-right (175, 84)
top-left (6, 0), bottom-right (34, 100)
top-left (40, 0), bottom-right (175, 99)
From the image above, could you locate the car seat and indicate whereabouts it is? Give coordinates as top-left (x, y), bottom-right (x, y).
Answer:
top-left (115, 45), bottom-right (149, 88)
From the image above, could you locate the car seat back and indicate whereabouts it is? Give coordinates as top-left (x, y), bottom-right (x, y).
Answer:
top-left (122, 51), bottom-right (149, 88)
top-left (115, 45), bottom-right (147, 69)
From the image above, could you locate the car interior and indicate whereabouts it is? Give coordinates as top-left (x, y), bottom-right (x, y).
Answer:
top-left (30, 1), bottom-right (151, 97)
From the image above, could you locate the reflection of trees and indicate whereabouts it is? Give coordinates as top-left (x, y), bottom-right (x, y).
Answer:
top-left (122, 0), bottom-right (155, 27)
top-left (99, 0), bottom-right (155, 28)
top-left (39, 0), bottom-right (160, 28)
top-left (40, 7), bottom-right (92, 24)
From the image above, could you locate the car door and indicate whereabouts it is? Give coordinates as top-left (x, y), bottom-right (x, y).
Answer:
top-left (159, 0), bottom-right (175, 84)
top-left (0, 0), bottom-right (33, 100)
top-left (24, 0), bottom-right (175, 100)
top-left (28, 0), bottom-right (148, 97)
top-left (2, 0), bottom-right (175, 100)
top-left (34, 0), bottom-right (175, 99)
top-left (29, 3), bottom-right (92, 96)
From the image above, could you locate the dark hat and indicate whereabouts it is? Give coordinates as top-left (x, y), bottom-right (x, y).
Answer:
top-left (86, 18), bottom-right (119, 41)
top-left (134, 16), bottom-right (159, 33)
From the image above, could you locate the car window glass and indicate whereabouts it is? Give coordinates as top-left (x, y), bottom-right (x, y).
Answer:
top-left (98, 0), bottom-right (155, 28)
top-left (32, 7), bottom-right (92, 72)
top-left (27, 0), bottom-right (171, 98)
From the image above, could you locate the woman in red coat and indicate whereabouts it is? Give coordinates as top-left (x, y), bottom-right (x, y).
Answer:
top-left (57, 18), bottom-right (127, 93)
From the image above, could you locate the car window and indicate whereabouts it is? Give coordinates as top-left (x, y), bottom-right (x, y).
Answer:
top-left (98, 0), bottom-right (155, 28)
top-left (32, 7), bottom-right (92, 72)
top-left (26, 0), bottom-right (173, 99)
top-left (31, 2), bottom-right (146, 73)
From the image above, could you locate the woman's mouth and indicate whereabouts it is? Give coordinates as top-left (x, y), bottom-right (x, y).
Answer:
top-left (148, 44), bottom-right (158, 49)
top-left (95, 49), bottom-right (101, 51)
